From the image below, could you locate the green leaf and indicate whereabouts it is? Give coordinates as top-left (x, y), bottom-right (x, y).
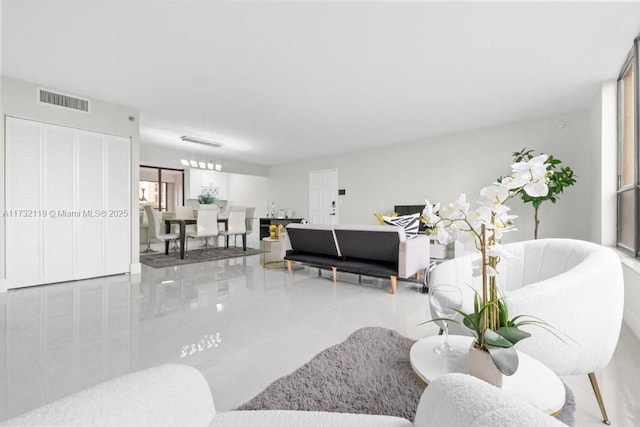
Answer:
top-left (486, 344), bottom-right (519, 375)
top-left (484, 328), bottom-right (513, 348)
top-left (495, 326), bottom-right (531, 345)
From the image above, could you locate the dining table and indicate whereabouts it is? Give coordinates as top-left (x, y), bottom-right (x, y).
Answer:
top-left (164, 216), bottom-right (228, 259)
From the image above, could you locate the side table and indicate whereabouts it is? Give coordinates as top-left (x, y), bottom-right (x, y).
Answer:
top-left (261, 236), bottom-right (285, 269)
top-left (410, 335), bottom-right (566, 416)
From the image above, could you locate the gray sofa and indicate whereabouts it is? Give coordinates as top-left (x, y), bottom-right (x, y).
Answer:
top-left (284, 224), bottom-right (430, 294)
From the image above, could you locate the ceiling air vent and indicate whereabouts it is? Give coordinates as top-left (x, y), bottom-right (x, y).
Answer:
top-left (38, 88), bottom-right (90, 112)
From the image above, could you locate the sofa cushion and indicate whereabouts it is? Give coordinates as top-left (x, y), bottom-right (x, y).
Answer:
top-left (286, 224), bottom-right (340, 257)
top-left (334, 226), bottom-right (402, 263)
top-left (382, 213), bottom-right (420, 239)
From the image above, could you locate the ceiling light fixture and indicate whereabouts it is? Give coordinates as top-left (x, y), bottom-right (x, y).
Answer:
top-left (180, 135), bottom-right (224, 148)
top-left (179, 136), bottom-right (223, 172)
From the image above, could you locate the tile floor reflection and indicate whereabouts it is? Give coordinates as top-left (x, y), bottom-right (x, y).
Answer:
top-left (0, 253), bottom-right (638, 425)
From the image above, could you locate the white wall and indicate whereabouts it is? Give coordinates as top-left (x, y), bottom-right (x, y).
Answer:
top-left (269, 110), bottom-right (593, 243)
top-left (1, 76), bottom-right (141, 291)
top-left (589, 81), bottom-right (618, 246)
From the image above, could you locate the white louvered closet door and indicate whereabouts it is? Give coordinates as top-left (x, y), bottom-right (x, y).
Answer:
top-left (104, 135), bottom-right (130, 275)
top-left (5, 118), bottom-right (44, 288)
top-left (43, 124), bottom-right (76, 283)
top-left (4, 117), bottom-right (131, 288)
top-left (76, 130), bottom-right (106, 280)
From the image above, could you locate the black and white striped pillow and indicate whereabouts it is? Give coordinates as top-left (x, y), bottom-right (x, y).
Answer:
top-left (382, 213), bottom-right (420, 239)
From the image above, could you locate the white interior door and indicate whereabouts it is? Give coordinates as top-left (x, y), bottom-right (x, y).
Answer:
top-left (309, 169), bottom-right (338, 225)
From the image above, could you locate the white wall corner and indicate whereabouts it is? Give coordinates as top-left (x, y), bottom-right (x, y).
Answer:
top-left (0, 279), bottom-right (7, 294)
top-left (130, 262), bottom-right (142, 277)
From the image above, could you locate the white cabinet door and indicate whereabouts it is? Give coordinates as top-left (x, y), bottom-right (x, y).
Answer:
top-left (188, 168), bottom-right (201, 198)
top-left (5, 118), bottom-right (44, 287)
top-left (43, 124), bottom-right (76, 283)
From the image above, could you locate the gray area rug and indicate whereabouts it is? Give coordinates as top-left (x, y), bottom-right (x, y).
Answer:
top-left (140, 247), bottom-right (261, 268)
top-left (237, 327), bottom-right (576, 426)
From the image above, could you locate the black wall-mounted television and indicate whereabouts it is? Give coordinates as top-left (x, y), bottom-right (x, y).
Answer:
top-left (394, 204), bottom-right (426, 231)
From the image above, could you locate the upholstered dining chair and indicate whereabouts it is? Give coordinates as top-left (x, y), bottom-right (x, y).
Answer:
top-left (144, 204), bottom-right (179, 254)
top-left (220, 208), bottom-right (247, 250)
top-left (429, 238), bottom-right (624, 425)
top-left (245, 207), bottom-right (256, 236)
top-left (186, 209), bottom-right (219, 252)
top-left (174, 205), bottom-right (196, 237)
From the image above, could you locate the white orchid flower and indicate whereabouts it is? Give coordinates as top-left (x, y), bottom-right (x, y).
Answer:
top-left (479, 184), bottom-right (510, 206)
top-left (523, 180), bottom-right (549, 197)
top-left (422, 200), bottom-right (441, 225)
top-left (440, 194), bottom-right (469, 220)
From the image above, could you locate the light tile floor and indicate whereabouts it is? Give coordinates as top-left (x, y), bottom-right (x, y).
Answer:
top-left (0, 252), bottom-right (638, 425)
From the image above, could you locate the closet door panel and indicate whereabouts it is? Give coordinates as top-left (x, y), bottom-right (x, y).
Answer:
top-left (43, 125), bottom-right (76, 283)
top-left (5, 117), bottom-right (43, 288)
top-left (76, 131), bottom-right (105, 279)
top-left (104, 136), bottom-right (130, 275)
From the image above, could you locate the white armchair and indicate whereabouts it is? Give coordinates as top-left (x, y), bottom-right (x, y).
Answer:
top-left (0, 365), bottom-right (564, 427)
top-left (430, 238), bottom-right (624, 425)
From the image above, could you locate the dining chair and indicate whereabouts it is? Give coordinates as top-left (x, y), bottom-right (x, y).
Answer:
top-left (144, 204), bottom-right (179, 254)
top-left (245, 207), bottom-right (256, 237)
top-left (140, 204), bottom-right (154, 253)
top-left (220, 208), bottom-right (247, 250)
top-left (199, 204), bottom-right (220, 212)
top-left (174, 205), bottom-right (196, 237)
top-left (186, 209), bottom-right (219, 252)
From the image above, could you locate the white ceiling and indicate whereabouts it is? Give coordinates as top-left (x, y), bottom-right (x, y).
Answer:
top-left (3, 1), bottom-right (640, 165)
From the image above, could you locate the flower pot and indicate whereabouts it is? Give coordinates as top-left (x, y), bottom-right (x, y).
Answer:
top-left (468, 342), bottom-right (503, 387)
top-left (269, 231), bottom-right (277, 239)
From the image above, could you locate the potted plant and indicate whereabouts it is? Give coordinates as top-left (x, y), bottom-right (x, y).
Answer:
top-left (422, 154), bottom-right (567, 385)
top-left (197, 190), bottom-right (216, 205)
top-left (508, 148), bottom-right (576, 239)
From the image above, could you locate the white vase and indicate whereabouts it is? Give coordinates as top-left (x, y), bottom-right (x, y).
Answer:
top-left (468, 342), bottom-right (503, 387)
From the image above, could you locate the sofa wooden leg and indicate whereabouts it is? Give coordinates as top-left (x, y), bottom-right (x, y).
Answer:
top-left (415, 271), bottom-right (421, 281)
top-left (331, 267), bottom-right (337, 283)
top-left (588, 372), bottom-right (611, 425)
top-left (286, 260), bottom-right (293, 274)
top-left (390, 276), bottom-right (397, 294)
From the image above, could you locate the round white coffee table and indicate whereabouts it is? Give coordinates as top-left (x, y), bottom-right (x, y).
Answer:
top-left (410, 335), bottom-right (565, 415)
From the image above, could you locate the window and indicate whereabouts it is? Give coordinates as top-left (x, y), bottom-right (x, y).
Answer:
top-left (140, 166), bottom-right (185, 212)
top-left (617, 37), bottom-right (640, 256)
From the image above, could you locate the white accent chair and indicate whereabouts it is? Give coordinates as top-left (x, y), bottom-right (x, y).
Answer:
top-left (0, 365), bottom-right (564, 427)
top-left (144, 205), bottom-right (179, 254)
top-left (221, 206), bottom-right (247, 250)
top-left (187, 209), bottom-right (219, 252)
top-left (430, 238), bottom-right (624, 425)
